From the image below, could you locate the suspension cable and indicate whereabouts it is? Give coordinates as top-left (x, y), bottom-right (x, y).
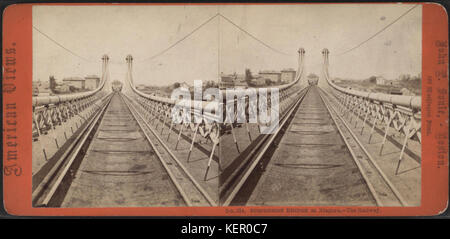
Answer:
top-left (33, 26), bottom-right (94, 62)
top-left (218, 13), bottom-right (292, 56)
top-left (336, 4), bottom-right (420, 56)
top-left (137, 13), bottom-right (220, 62)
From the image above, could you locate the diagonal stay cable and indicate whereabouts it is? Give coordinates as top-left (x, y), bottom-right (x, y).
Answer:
top-left (218, 13), bottom-right (292, 56)
top-left (33, 26), bottom-right (94, 62)
top-left (137, 13), bottom-right (220, 62)
top-left (336, 4), bottom-right (420, 56)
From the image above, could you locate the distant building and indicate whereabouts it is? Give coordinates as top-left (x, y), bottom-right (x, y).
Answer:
top-left (63, 77), bottom-right (85, 89)
top-left (180, 82), bottom-right (191, 89)
top-left (280, 68), bottom-right (296, 83)
top-left (221, 73), bottom-right (235, 82)
top-left (399, 74), bottom-right (411, 81)
top-left (220, 73), bottom-right (236, 88)
top-left (32, 80), bottom-right (51, 96)
top-left (259, 71), bottom-right (281, 83)
top-left (375, 76), bottom-right (386, 85)
top-left (251, 76), bottom-right (269, 86)
top-left (401, 88), bottom-right (414, 96)
top-left (390, 89), bottom-right (402, 95)
top-left (136, 84), bottom-right (147, 90)
top-left (220, 73), bottom-right (247, 88)
top-left (386, 80), bottom-right (401, 87)
top-left (233, 74), bottom-right (247, 88)
top-left (85, 75), bottom-right (100, 90)
top-left (54, 83), bottom-right (71, 93)
top-left (32, 84), bottom-right (39, 96)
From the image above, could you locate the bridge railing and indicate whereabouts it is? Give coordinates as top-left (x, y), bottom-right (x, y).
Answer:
top-left (125, 49), bottom-right (306, 178)
top-left (126, 48), bottom-right (306, 143)
top-left (321, 49), bottom-right (421, 173)
top-left (125, 63), bottom-right (222, 179)
top-left (222, 48), bottom-right (306, 136)
top-left (32, 56), bottom-right (110, 142)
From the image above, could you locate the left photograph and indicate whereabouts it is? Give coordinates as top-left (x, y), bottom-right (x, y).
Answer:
top-left (31, 5), bottom-right (220, 207)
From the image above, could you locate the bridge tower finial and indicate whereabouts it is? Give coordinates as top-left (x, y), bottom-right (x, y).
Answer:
top-left (321, 48), bottom-right (330, 86)
top-left (298, 47), bottom-right (305, 61)
top-left (322, 48), bottom-right (329, 66)
top-left (101, 54), bottom-right (109, 85)
top-left (297, 48), bottom-right (305, 78)
top-left (126, 55), bottom-right (133, 86)
top-left (102, 54), bottom-right (109, 73)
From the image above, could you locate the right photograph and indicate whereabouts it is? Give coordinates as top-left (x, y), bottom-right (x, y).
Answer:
top-left (218, 4), bottom-right (422, 207)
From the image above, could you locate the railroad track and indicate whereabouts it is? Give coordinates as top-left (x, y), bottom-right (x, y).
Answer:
top-left (220, 86), bottom-right (311, 205)
top-left (224, 86), bottom-right (406, 206)
top-left (32, 92), bottom-right (114, 207)
top-left (133, 97), bottom-right (218, 163)
top-left (122, 93), bottom-right (216, 206)
top-left (318, 88), bottom-right (407, 206)
top-left (33, 92), bottom-right (215, 207)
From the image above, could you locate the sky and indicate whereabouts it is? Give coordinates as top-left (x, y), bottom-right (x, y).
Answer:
top-left (33, 4), bottom-right (422, 86)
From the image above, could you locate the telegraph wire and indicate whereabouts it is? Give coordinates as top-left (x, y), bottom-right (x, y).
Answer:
top-left (33, 26), bottom-right (94, 62)
top-left (336, 4), bottom-right (420, 56)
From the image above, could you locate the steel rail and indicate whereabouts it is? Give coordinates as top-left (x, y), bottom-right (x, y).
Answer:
top-left (122, 93), bottom-right (216, 206)
top-left (318, 88), bottom-right (382, 206)
top-left (32, 93), bottom-right (114, 206)
top-left (221, 86), bottom-right (311, 206)
top-left (318, 87), bottom-right (408, 206)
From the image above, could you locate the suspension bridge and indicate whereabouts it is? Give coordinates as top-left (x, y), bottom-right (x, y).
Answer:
top-left (31, 9), bottom-right (422, 207)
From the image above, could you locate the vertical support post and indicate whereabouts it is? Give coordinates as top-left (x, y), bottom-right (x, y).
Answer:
top-left (368, 117), bottom-right (377, 143)
top-left (354, 107), bottom-right (360, 128)
top-left (161, 110), bottom-right (168, 135)
top-left (155, 112), bottom-right (161, 130)
top-left (245, 123), bottom-right (252, 142)
top-left (48, 108), bottom-right (59, 149)
top-left (204, 142), bottom-right (217, 181)
top-left (43, 148), bottom-right (48, 161)
top-left (187, 124), bottom-right (199, 162)
top-left (167, 120), bottom-right (174, 141)
top-left (175, 123), bottom-right (184, 150)
top-left (396, 119), bottom-right (413, 175)
top-left (230, 122), bottom-right (240, 153)
top-left (379, 118), bottom-right (392, 156)
top-left (33, 111), bottom-right (41, 138)
top-left (360, 110), bottom-right (369, 135)
top-left (349, 106), bottom-right (354, 123)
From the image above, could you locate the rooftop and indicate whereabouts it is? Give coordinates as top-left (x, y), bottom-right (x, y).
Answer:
top-left (85, 75), bottom-right (100, 79)
top-left (63, 77), bottom-right (85, 81)
top-left (281, 68), bottom-right (296, 72)
top-left (259, 70), bottom-right (281, 74)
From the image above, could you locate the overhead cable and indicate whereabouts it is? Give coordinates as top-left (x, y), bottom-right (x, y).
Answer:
top-left (337, 4), bottom-right (419, 56)
top-left (33, 26), bottom-right (94, 62)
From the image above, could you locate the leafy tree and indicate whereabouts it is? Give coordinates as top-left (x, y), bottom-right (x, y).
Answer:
top-left (245, 69), bottom-right (253, 84)
top-left (307, 73), bottom-right (318, 79)
top-left (49, 76), bottom-right (57, 92)
top-left (173, 82), bottom-right (181, 88)
top-left (368, 76), bottom-right (377, 83)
